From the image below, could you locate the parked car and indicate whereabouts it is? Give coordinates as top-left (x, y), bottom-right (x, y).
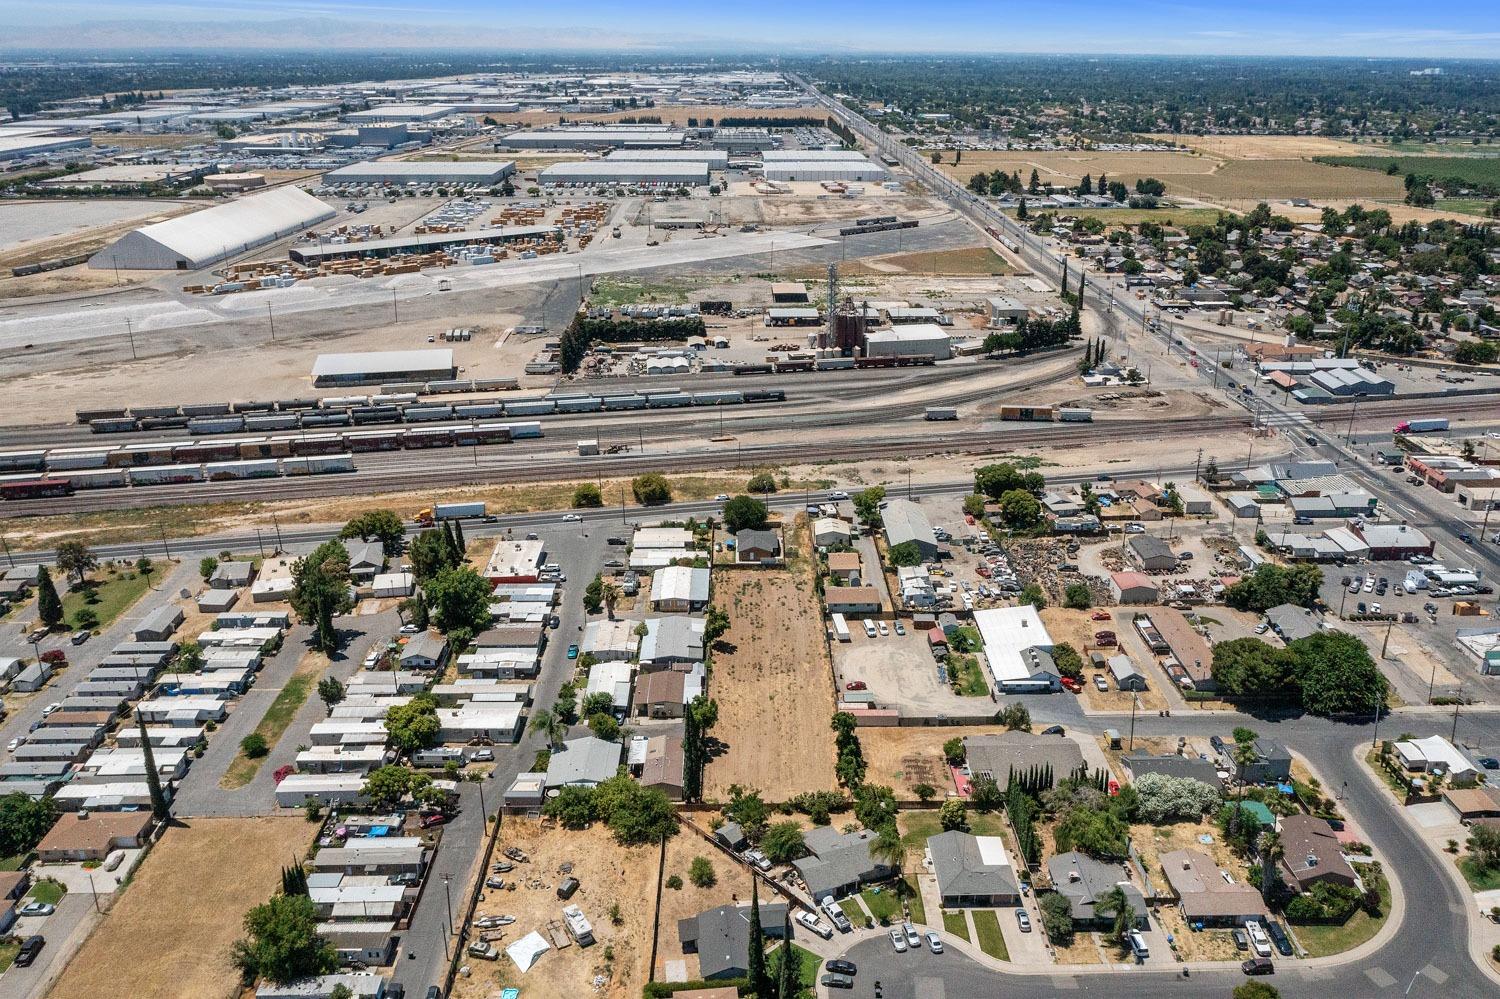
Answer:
top-left (18, 901), bottom-right (54, 917)
top-left (1232, 928), bottom-right (1249, 951)
top-left (820, 972), bottom-right (855, 989)
top-left (1266, 920), bottom-right (1293, 956)
top-left (469, 748), bottom-right (495, 763)
top-left (1060, 676), bottom-right (1083, 693)
top-left (894, 621), bottom-right (906, 636)
top-left (41, 702), bottom-right (60, 716)
top-left (1015, 909), bottom-right (1032, 932)
top-left (822, 896), bottom-right (852, 932)
top-left (888, 926), bottom-right (907, 952)
top-left (1245, 920), bottom-right (1273, 958)
top-left (1091, 610), bottom-right (1111, 621)
top-left (6, 738), bottom-right (20, 752)
top-left (567, 644), bottom-right (579, 660)
top-left (607, 537), bottom-right (626, 546)
top-left (466, 940), bottom-right (499, 960)
top-left (903, 922), bottom-right (921, 948)
top-left (925, 931), bottom-right (943, 953)
top-left (877, 622), bottom-right (889, 637)
top-left (1242, 957), bottom-right (1275, 976)
top-left (484, 876), bottom-right (506, 889)
top-left (14, 935), bottom-right (44, 967)
top-left (1092, 675), bottom-right (1109, 692)
top-left (70, 631), bottom-right (89, 646)
top-left (400, 624), bottom-right (420, 635)
top-left (1040, 725), bottom-right (1066, 736)
top-left (1479, 757), bottom-right (1500, 770)
top-left (795, 911), bottom-right (832, 939)
top-left (845, 681), bottom-right (867, 691)
top-left (604, 559), bottom-right (624, 568)
top-left (826, 959), bottom-right (857, 976)
top-left (420, 812), bottom-right (449, 829)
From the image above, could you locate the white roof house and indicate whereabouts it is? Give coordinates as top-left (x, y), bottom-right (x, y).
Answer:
top-left (89, 186), bottom-right (336, 270)
top-left (1395, 735), bottom-right (1479, 779)
top-left (973, 605), bottom-right (1060, 692)
top-left (650, 566), bottom-right (711, 609)
top-left (585, 661), bottom-right (634, 713)
top-left (582, 618), bottom-right (641, 661)
top-left (633, 527), bottom-right (694, 550)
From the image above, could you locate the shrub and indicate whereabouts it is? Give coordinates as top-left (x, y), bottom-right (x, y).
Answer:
top-left (241, 733), bottom-right (269, 758)
top-left (666, 875), bottom-right (683, 890)
top-left (689, 856), bottom-right (716, 888)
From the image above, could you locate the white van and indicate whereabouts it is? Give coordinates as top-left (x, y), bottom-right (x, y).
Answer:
top-left (1245, 920), bottom-right (1273, 958)
top-left (862, 620), bottom-right (878, 639)
top-left (1127, 929), bottom-right (1149, 959)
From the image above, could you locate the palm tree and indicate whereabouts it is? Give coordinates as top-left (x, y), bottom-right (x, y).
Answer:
top-left (868, 824), bottom-right (906, 912)
top-left (602, 582), bottom-right (621, 621)
top-left (528, 706), bottom-right (566, 749)
top-left (1094, 885), bottom-right (1136, 945)
top-left (1257, 829), bottom-right (1283, 905)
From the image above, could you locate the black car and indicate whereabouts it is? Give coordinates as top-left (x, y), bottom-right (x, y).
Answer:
top-left (15, 935), bottom-right (45, 968)
top-left (825, 959), bottom-right (857, 976)
top-left (1242, 957), bottom-right (1275, 976)
top-left (386, 986), bottom-right (405, 999)
top-left (1305, 436), bottom-right (1318, 446)
top-left (606, 537), bottom-right (627, 546)
top-left (1266, 920), bottom-right (1293, 957)
top-left (425, 988), bottom-right (443, 999)
top-left (1040, 725), bottom-right (1066, 736)
top-left (1232, 928), bottom-right (1249, 951)
top-left (820, 972), bottom-right (855, 990)
top-left (1480, 757), bottom-right (1500, 770)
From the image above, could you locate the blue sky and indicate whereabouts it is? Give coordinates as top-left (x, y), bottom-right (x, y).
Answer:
top-left (5, 0), bottom-right (1500, 56)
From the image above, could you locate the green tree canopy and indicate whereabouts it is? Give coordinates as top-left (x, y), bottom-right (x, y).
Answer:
top-left (425, 566), bottom-right (493, 636)
top-left (55, 540), bottom-right (97, 586)
top-left (632, 473), bottom-right (672, 506)
top-left (975, 462), bottom-right (1045, 500)
top-left (888, 540), bottom-right (924, 567)
top-left (35, 566), bottom-right (62, 629)
top-left (722, 495), bottom-right (769, 534)
top-left (852, 486), bottom-right (886, 526)
top-left (289, 540), bottom-right (352, 653)
top-left (572, 483), bottom-right (604, 508)
top-left (998, 489), bottom-right (1043, 528)
top-left (360, 764), bottom-right (432, 810)
top-left (1288, 631), bottom-right (1387, 716)
top-left (339, 509), bottom-right (406, 555)
top-left (384, 693), bottom-right (440, 751)
top-left (746, 472), bottom-right (778, 493)
top-left (1211, 637), bottom-right (1296, 696)
top-left (1225, 563), bottom-right (1325, 612)
top-left (0, 792), bottom-right (57, 857)
top-left (231, 894), bottom-right (337, 986)
top-left (760, 820), bottom-right (808, 863)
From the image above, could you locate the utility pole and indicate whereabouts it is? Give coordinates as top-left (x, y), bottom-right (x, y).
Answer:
top-left (271, 512), bottom-right (284, 551)
top-left (1452, 692), bottom-right (1463, 744)
top-left (124, 317), bottom-right (138, 360)
top-left (1193, 447), bottom-right (1203, 484)
top-left (267, 302), bottom-right (276, 342)
top-left (392, 289), bottom-right (399, 324)
top-left (157, 523), bottom-right (171, 559)
top-left (0, 534), bottom-right (12, 568)
top-left (1128, 691), bottom-right (1138, 751)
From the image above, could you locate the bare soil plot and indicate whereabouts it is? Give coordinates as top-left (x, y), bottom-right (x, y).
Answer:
top-left (457, 819), bottom-right (681, 999)
top-left (1144, 134), bottom-right (1371, 160)
top-left (1160, 159), bottom-right (1405, 202)
top-left (653, 828), bottom-right (748, 980)
top-left (703, 564), bottom-right (838, 801)
top-left (46, 817), bottom-right (314, 999)
top-left (859, 726), bottom-right (997, 798)
top-left (790, 246), bottom-right (1018, 279)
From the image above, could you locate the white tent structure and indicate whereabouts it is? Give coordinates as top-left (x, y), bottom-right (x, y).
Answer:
top-left (506, 931), bottom-right (550, 972)
top-left (90, 186), bottom-right (336, 270)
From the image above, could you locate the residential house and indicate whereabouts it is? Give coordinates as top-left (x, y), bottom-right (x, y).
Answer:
top-left (637, 734), bottom-right (686, 799)
top-left (1394, 735), bottom-right (1479, 781)
top-left (133, 605), bottom-right (184, 642)
top-left (1046, 851), bottom-right (1147, 928)
top-left (1264, 604), bottom-right (1321, 643)
top-left (678, 903), bottom-right (789, 980)
top-left (928, 831), bottom-right (1020, 907)
top-left (827, 551), bottom-right (863, 584)
top-left (971, 605), bottom-right (1062, 693)
top-left (823, 586), bottom-right (881, 616)
top-left (637, 617), bottom-right (705, 668)
top-left (209, 560), bottom-right (255, 589)
top-left (544, 736), bottom-right (622, 788)
top-left (813, 518), bottom-right (854, 548)
top-left (399, 634), bottom-right (449, 671)
top-left (793, 827), bottom-right (895, 901)
top-left (372, 572), bottom-right (415, 598)
top-left (1160, 849), bottom-right (1268, 925)
top-left (581, 618), bottom-right (640, 662)
top-left (585, 661), bottom-right (634, 715)
top-left (1121, 753), bottom-right (1223, 790)
top-left (1146, 609), bottom-right (1216, 691)
top-left (1276, 814), bottom-right (1357, 893)
top-left (650, 566), bottom-right (711, 612)
top-left (347, 542), bottom-right (386, 581)
top-left (35, 810), bottom-right (154, 862)
top-left (632, 663), bottom-right (705, 718)
top-left (963, 731), bottom-right (1084, 789)
top-left (1107, 654), bottom-right (1148, 691)
top-left (735, 528), bottom-right (781, 563)
top-left (254, 973), bottom-right (388, 999)
top-left (1127, 535), bottom-right (1178, 572)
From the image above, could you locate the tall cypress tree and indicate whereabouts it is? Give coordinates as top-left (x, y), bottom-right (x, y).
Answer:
top-left (35, 566), bottom-right (62, 630)
top-left (1060, 261), bottom-right (1069, 298)
top-left (453, 518), bottom-right (467, 557)
top-left (747, 879), bottom-right (768, 998)
top-left (773, 909), bottom-right (795, 999)
top-left (138, 713), bottom-right (169, 821)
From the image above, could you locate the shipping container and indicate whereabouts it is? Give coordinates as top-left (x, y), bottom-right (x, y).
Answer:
top-left (109, 442), bottom-right (178, 467)
top-left (0, 450), bottom-right (49, 473)
top-left (999, 405), bottom-right (1055, 422)
top-left (345, 430), bottom-right (404, 452)
top-left (289, 434), bottom-right (346, 456)
top-left (204, 459), bottom-right (280, 481)
top-left (455, 424), bottom-right (512, 446)
top-left (0, 478), bottom-right (72, 500)
top-left (54, 468), bottom-right (128, 489)
top-left (1395, 418), bottom-right (1449, 434)
top-left (403, 427), bottom-right (457, 448)
top-left (435, 501), bottom-right (486, 520)
top-left (831, 613), bottom-right (852, 642)
top-left (128, 464), bottom-right (205, 485)
top-left (495, 421), bottom-right (542, 440)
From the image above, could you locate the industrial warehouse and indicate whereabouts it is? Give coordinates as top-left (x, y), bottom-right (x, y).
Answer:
top-left (761, 156), bottom-right (887, 182)
top-left (311, 349), bottom-right (457, 386)
top-left (323, 160), bottom-right (516, 186)
top-left (538, 161), bottom-right (711, 187)
top-left (287, 224), bottom-right (559, 264)
top-left (88, 186), bottom-right (336, 270)
top-left (499, 125), bottom-right (688, 149)
top-left (605, 149), bottom-right (730, 168)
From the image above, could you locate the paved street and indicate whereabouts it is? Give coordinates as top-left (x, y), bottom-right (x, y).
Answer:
top-left (0, 893), bottom-right (101, 999)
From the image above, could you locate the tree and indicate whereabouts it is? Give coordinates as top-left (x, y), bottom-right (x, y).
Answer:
top-left (722, 495), bottom-right (769, 533)
top-left (1050, 643), bottom-right (1085, 680)
top-left (1288, 631), bottom-right (1387, 716)
top-left (602, 581), bottom-right (621, 620)
top-left (282, 864), bottom-right (309, 897)
top-left (943, 738), bottom-right (966, 765)
top-left (888, 540), bottom-right (924, 567)
top-left (289, 540), bottom-right (351, 653)
top-left (407, 530), bottom-right (458, 583)
top-left (869, 822), bottom-right (905, 881)
top-left (689, 856), bottom-right (717, 888)
top-left (232, 893), bottom-right (337, 986)
top-left (997, 703), bottom-right (1032, 731)
top-left (137, 714), bottom-right (169, 821)
top-left (35, 566), bottom-right (62, 630)
top-left (1225, 563), bottom-right (1324, 613)
top-left (1094, 884), bottom-right (1136, 942)
top-left (543, 785), bottom-right (596, 828)
top-left (1063, 583), bottom-right (1092, 609)
top-left (771, 909), bottom-right (798, 999)
top-left (339, 509), bottom-right (406, 555)
top-left (361, 765), bottom-right (430, 810)
top-left (400, 593), bottom-right (430, 632)
top-left (682, 694), bottom-right (718, 802)
top-left (73, 607), bottom-right (99, 631)
top-left (1212, 638), bottom-right (1296, 696)
top-left (199, 556), bottom-right (219, 580)
top-left (746, 472), bottom-right (778, 494)
top-left (425, 566), bottom-right (492, 635)
top-left (632, 473), bottom-right (672, 506)
top-left (724, 785), bottom-right (773, 841)
top-left (241, 733), bottom-right (269, 758)
top-left (761, 821), bottom-right (808, 863)
top-left (329, 986), bottom-right (354, 999)
top-left (0, 791), bottom-right (57, 857)
top-left (747, 880), bottom-right (769, 998)
top-left (317, 677), bottom-right (345, 711)
top-left (529, 706), bottom-right (567, 749)
top-left (1467, 822), bottom-right (1500, 870)
top-left (852, 784), bottom-right (898, 830)
top-left (998, 489), bottom-right (1042, 529)
top-left (1038, 891), bottom-right (1074, 944)
top-left (572, 483), bottom-right (604, 508)
top-left (704, 606), bottom-right (731, 645)
top-left (1133, 772), bottom-right (1221, 823)
top-left (974, 462), bottom-right (1044, 500)
top-left (588, 712), bottom-right (621, 741)
top-left (1020, 582), bottom-right (1047, 609)
top-left (1257, 829), bottom-right (1284, 905)
top-left (584, 574), bottom-right (605, 615)
top-left (1053, 804), bottom-right (1129, 859)
top-left (852, 486), bottom-right (886, 527)
top-left (962, 493), bottom-right (986, 518)
top-left (173, 641), bottom-right (204, 677)
top-left (593, 775), bottom-right (674, 845)
top-left (939, 798), bottom-right (970, 832)
top-left (384, 694), bottom-right (440, 751)
top-left (55, 540), bottom-right (97, 586)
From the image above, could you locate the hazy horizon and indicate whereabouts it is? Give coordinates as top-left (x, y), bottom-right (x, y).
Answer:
top-left (3, 0), bottom-right (1499, 59)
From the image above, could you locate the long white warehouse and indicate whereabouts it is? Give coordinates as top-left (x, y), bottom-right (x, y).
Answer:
top-left (539, 161), bottom-right (710, 187)
top-left (762, 158), bottom-right (887, 183)
top-left (502, 127), bottom-right (686, 149)
top-left (605, 149), bottom-right (730, 169)
top-left (325, 161), bottom-right (515, 186)
top-left (89, 186), bottom-right (336, 271)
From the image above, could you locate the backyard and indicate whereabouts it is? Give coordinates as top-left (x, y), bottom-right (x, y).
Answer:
top-left (61, 561), bottom-right (156, 632)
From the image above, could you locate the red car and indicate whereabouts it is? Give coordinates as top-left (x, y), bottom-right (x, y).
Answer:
top-left (1091, 611), bottom-right (1111, 621)
top-left (1060, 676), bottom-right (1084, 693)
top-left (964, 515), bottom-right (975, 526)
top-left (845, 681), bottom-right (867, 691)
top-left (1094, 631), bottom-right (1117, 647)
top-left (976, 566), bottom-right (992, 578)
top-left (419, 812), bottom-right (449, 829)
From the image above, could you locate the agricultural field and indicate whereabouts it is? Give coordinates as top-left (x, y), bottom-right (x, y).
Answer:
top-left (1314, 155), bottom-right (1500, 189)
top-left (46, 818), bottom-right (313, 999)
top-left (1143, 134), bottom-right (1371, 159)
top-left (1158, 159), bottom-right (1404, 202)
top-left (702, 552), bottom-right (838, 800)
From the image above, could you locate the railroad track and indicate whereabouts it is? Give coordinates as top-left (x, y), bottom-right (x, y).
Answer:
top-left (4, 414), bottom-right (1250, 516)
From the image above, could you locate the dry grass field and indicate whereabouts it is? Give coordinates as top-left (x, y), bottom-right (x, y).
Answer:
top-left (936, 149), bottom-right (1216, 189)
top-left (703, 552), bottom-right (838, 800)
top-left (1144, 134), bottom-right (1369, 159)
top-left (1162, 159), bottom-right (1405, 202)
top-left (859, 725), bottom-right (997, 797)
top-left (46, 818), bottom-right (314, 999)
top-left (789, 245), bottom-right (1017, 279)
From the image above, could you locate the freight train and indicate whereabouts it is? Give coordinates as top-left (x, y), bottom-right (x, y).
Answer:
top-left (0, 419), bottom-right (546, 494)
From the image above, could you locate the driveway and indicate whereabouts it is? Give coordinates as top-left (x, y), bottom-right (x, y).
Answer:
top-left (0, 892), bottom-right (100, 999)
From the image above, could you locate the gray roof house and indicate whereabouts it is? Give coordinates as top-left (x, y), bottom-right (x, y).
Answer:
top-left (347, 542), bottom-right (386, 581)
top-left (133, 605), bottom-right (184, 642)
top-left (638, 616), bottom-right (705, 667)
top-left (882, 498), bottom-right (940, 560)
top-left (963, 731), bottom-right (1085, 789)
top-left (735, 528), bottom-right (782, 563)
top-left (1121, 753), bottom-right (1224, 790)
top-left (1046, 851), bottom-right (1147, 928)
top-left (209, 560), bottom-right (255, 589)
top-left (1264, 603), bottom-right (1321, 643)
top-left (929, 830), bottom-right (1020, 908)
top-left (678, 903), bottom-right (789, 980)
top-left (1127, 534), bottom-right (1177, 572)
top-left (793, 827), bottom-right (894, 901)
top-left (544, 736), bottom-right (622, 788)
top-left (398, 634), bottom-right (449, 670)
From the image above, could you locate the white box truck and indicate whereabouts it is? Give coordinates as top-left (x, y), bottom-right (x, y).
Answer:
top-left (831, 613), bottom-right (851, 643)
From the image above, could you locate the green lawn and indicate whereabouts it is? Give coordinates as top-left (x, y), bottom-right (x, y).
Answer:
top-left (862, 886), bottom-right (902, 923)
top-left (789, 943), bottom-right (821, 997)
top-left (1459, 856), bottom-right (1500, 892)
top-left (839, 897), bottom-right (868, 929)
top-left (971, 909), bottom-right (1010, 960)
top-left (29, 878), bottom-right (66, 905)
top-left (949, 655), bottom-right (991, 697)
top-left (221, 667), bottom-right (318, 789)
top-left (900, 810), bottom-right (1007, 851)
top-left (1434, 198), bottom-right (1497, 217)
top-left (0, 854), bottom-right (29, 871)
top-left (942, 910), bottom-right (970, 941)
top-left (903, 876), bottom-right (927, 926)
top-left (1292, 868), bottom-right (1391, 957)
top-left (0, 938), bottom-right (18, 973)
top-left (60, 566), bottom-right (153, 632)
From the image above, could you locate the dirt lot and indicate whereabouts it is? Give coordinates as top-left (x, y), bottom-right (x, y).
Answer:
top-left (458, 820), bottom-right (665, 999)
top-left (1129, 818), bottom-right (1254, 963)
top-left (1162, 159), bottom-right (1405, 203)
top-left (858, 725), bottom-right (998, 797)
top-left (936, 150), bottom-right (1218, 188)
top-left (46, 817), bottom-right (314, 999)
top-left (788, 246), bottom-right (1018, 279)
top-left (653, 828), bottom-right (749, 981)
top-left (704, 557), bottom-right (838, 799)
top-left (1040, 607), bottom-right (1170, 713)
top-left (1144, 135), bottom-right (1370, 160)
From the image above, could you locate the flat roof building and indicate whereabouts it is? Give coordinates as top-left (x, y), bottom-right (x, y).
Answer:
top-left (762, 158), bottom-right (887, 183)
top-left (288, 224), bottom-right (559, 264)
top-left (539, 161), bottom-right (710, 187)
top-left (311, 349), bottom-right (455, 386)
top-left (501, 127), bottom-right (687, 149)
top-left (90, 186), bottom-right (336, 271)
top-left (607, 149), bottom-right (729, 169)
top-left (865, 325), bottom-right (952, 360)
top-left (325, 160), bottom-right (516, 186)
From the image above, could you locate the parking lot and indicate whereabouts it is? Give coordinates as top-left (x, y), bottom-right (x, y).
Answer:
top-left (834, 623), bottom-right (990, 716)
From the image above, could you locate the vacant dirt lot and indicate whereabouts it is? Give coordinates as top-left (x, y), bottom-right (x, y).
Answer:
top-left (1163, 159), bottom-right (1405, 202)
top-left (858, 725), bottom-right (998, 797)
top-left (703, 559), bottom-right (838, 800)
top-left (937, 150), bottom-right (1217, 188)
top-left (653, 827), bottom-right (746, 981)
top-left (1145, 134), bottom-right (1370, 160)
top-left (457, 820), bottom-right (675, 999)
top-left (46, 817), bottom-right (314, 999)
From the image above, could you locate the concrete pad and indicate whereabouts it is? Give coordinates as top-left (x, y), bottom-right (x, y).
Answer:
top-left (1406, 801), bottom-right (1461, 829)
top-left (663, 959), bottom-right (687, 982)
top-left (1365, 967), bottom-right (1397, 988)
